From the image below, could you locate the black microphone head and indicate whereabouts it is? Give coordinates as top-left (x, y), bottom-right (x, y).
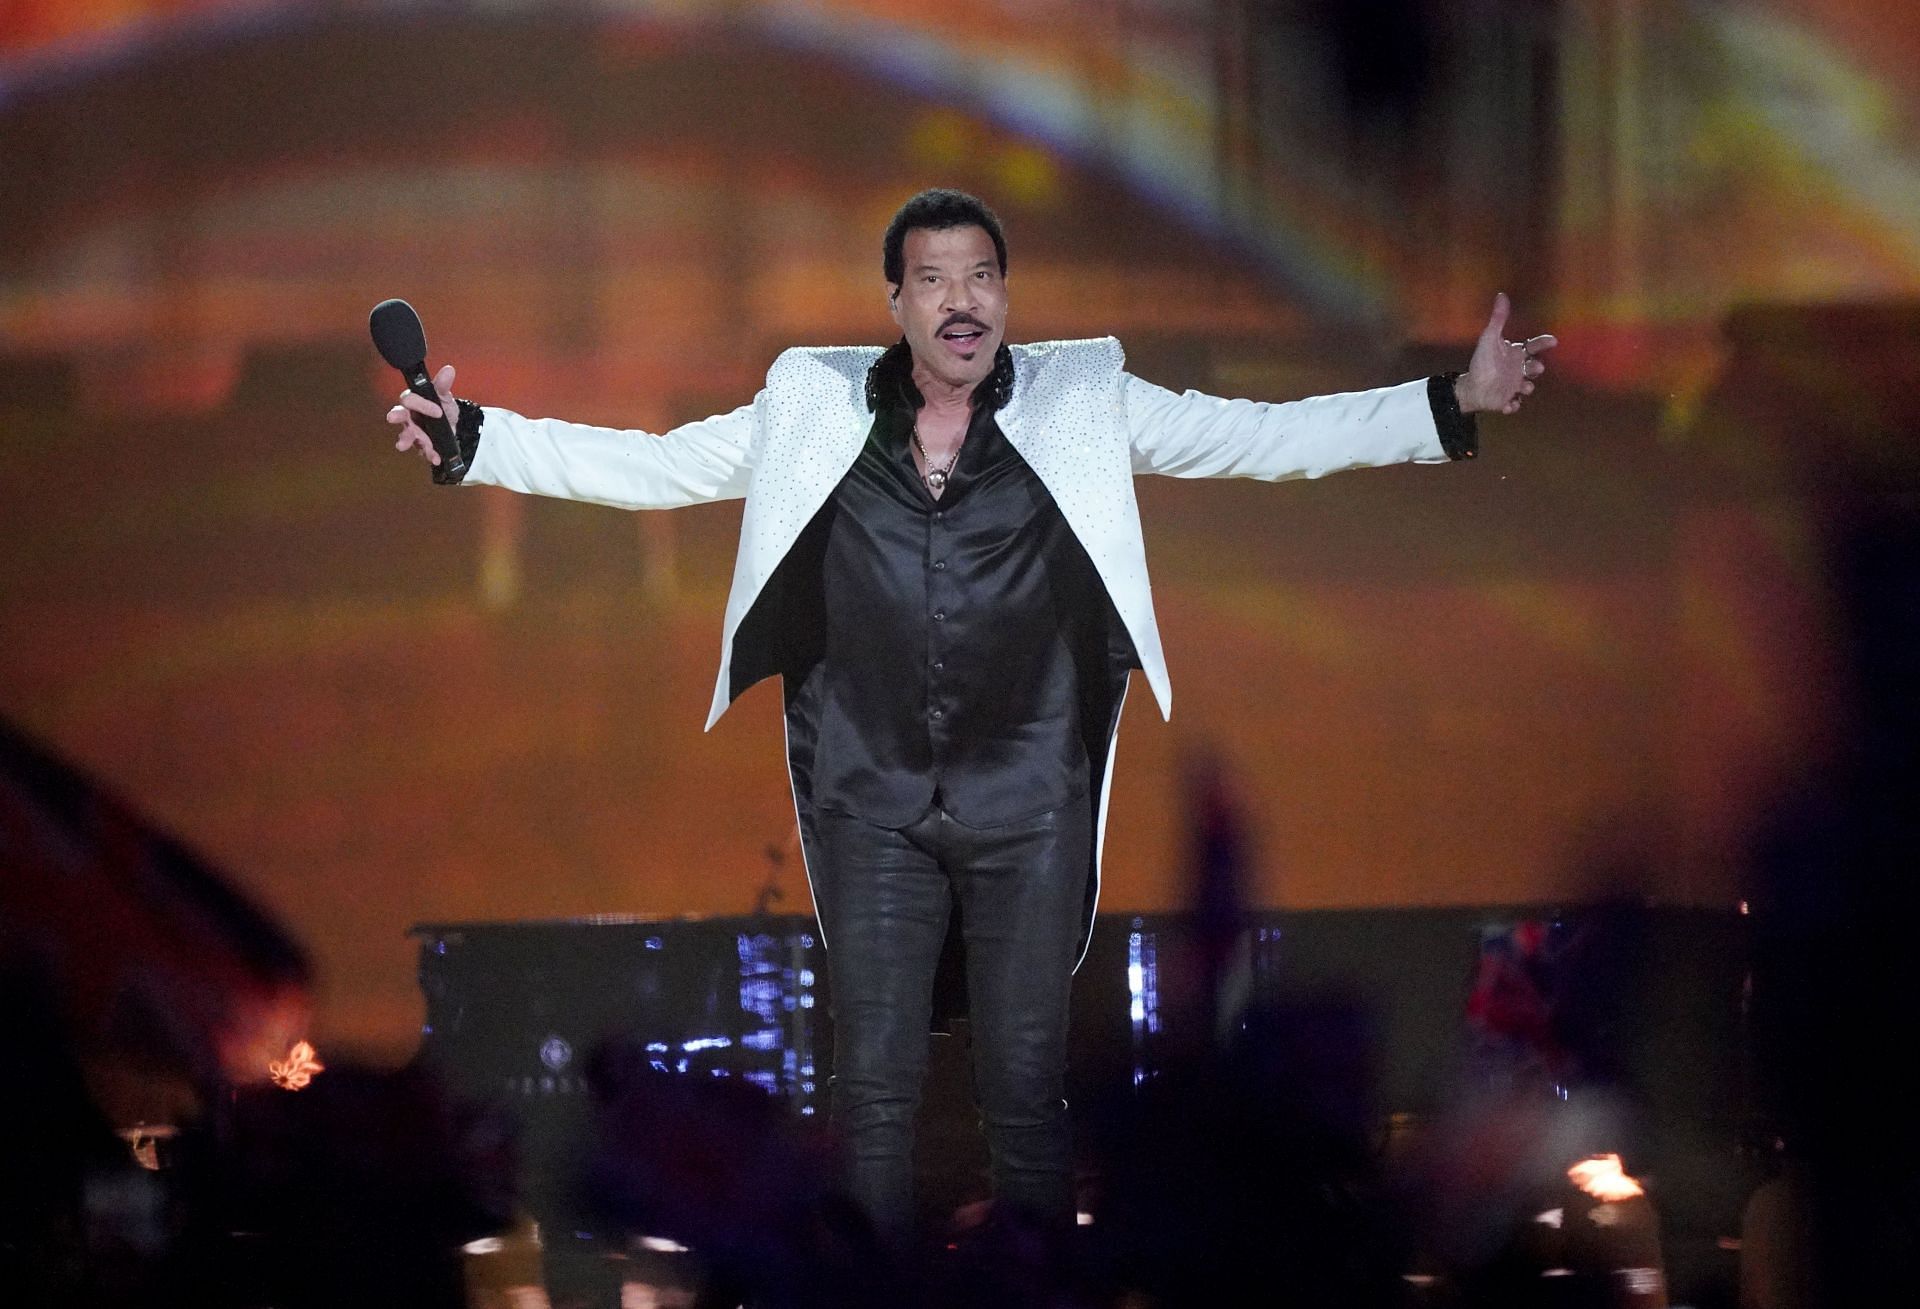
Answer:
top-left (369, 299), bottom-right (428, 371)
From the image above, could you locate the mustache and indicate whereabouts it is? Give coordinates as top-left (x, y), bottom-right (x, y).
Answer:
top-left (937, 314), bottom-right (990, 334)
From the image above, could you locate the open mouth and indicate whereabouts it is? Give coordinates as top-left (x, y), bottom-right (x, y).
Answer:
top-left (939, 325), bottom-right (986, 353)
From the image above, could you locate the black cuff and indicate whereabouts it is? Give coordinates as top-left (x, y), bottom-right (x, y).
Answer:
top-left (432, 399), bottom-right (485, 485)
top-left (1427, 372), bottom-right (1478, 461)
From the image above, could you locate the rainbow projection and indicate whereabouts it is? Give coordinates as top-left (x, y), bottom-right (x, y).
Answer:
top-left (3, 0), bottom-right (1912, 1052)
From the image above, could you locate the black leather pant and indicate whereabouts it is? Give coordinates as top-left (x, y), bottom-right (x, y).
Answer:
top-left (813, 792), bottom-right (1091, 1236)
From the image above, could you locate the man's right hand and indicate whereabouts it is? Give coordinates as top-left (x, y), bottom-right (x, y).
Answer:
top-left (386, 363), bottom-right (461, 467)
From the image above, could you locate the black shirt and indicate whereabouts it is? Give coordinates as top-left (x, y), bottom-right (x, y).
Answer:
top-left (784, 344), bottom-right (1128, 829)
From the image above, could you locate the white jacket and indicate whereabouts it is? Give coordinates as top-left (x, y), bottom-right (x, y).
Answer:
top-left (471, 337), bottom-right (1447, 724)
top-left (468, 336), bottom-right (1449, 963)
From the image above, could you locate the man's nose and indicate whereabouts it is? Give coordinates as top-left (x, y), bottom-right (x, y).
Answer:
top-left (942, 280), bottom-right (977, 312)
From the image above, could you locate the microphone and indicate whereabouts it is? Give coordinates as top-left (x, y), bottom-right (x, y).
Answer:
top-left (369, 298), bottom-right (465, 483)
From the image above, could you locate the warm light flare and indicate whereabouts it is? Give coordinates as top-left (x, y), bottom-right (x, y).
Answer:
top-left (1568, 1153), bottom-right (1645, 1202)
top-left (216, 988), bottom-right (315, 1086)
top-left (268, 1040), bottom-right (325, 1091)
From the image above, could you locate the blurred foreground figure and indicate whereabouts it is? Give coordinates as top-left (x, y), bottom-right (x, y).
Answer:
top-left (0, 716), bottom-right (309, 1301)
top-left (1746, 501), bottom-right (1920, 1306)
top-left (580, 1039), bottom-right (890, 1309)
top-left (0, 717), bottom-right (311, 1100)
top-left (0, 719), bottom-right (509, 1307)
top-left (387, 187), bottom-right (1556, 1237)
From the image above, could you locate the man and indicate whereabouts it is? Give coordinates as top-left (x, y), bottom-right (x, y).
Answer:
top-left (387, 189), bottom-right (1555, 1237)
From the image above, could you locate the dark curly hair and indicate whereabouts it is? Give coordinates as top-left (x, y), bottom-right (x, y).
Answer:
top-left (882, 189), bottom-right (1008, 290)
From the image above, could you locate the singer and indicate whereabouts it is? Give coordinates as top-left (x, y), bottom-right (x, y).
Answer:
top-left (386, 189), bottom-right (1555, 1237)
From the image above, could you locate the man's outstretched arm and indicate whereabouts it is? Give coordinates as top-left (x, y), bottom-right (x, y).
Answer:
top-left (388, 363), bottom-right (761, 510)
top-left (1127, 293), bottom-right (1556, 480)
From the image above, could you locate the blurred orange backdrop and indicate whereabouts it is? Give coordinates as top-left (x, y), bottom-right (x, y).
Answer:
top-left (4, 0), bottom-right (1914, 1056)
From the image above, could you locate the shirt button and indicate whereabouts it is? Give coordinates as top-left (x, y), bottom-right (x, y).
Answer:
top-left (934, 510), bottom-right (946, 522)
top-left (933, 610), bottom-right (946, 621)
top-left (932, 661), bottom-right (945, 672)
top-left (930, 708), bottom-right (944, 720)
top-left (932, 559), bottom-right (947, 571)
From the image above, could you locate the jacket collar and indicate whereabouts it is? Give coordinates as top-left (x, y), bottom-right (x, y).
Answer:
top-left (863, 338), bottom-right (1015, 415)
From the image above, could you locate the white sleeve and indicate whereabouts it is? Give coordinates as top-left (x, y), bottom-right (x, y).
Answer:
top-left (463, 394), bottom-right (761, 509)
top-left (1124, 372), bottom-right (1447, 481)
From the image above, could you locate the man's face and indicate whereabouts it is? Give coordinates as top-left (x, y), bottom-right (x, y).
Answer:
top-left (888, 224), bottom-right (1007, 395)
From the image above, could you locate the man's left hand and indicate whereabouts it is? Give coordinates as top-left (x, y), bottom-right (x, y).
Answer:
top-left (1456, 292), bottom-right (1558, 415)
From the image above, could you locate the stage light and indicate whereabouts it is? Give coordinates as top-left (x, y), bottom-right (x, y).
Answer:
top-left (1569, 1153), bottom-right (1645, 1203)
top-left (267, 1040), bottom-right (324, 1091)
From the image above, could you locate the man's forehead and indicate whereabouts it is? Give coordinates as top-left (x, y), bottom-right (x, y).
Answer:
top-left (903, 224), bottom-right (998, 266)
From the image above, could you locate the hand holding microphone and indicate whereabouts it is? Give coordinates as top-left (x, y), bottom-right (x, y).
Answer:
top-left (370, 298), bottom-right (467, 483)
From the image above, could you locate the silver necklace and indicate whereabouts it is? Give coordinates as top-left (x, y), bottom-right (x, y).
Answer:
top-left (912, 426), bottom-right (963, 493)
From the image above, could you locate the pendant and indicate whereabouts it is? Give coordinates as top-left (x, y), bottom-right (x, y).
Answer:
top-left (926, 468), bottom-right (948, 492)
